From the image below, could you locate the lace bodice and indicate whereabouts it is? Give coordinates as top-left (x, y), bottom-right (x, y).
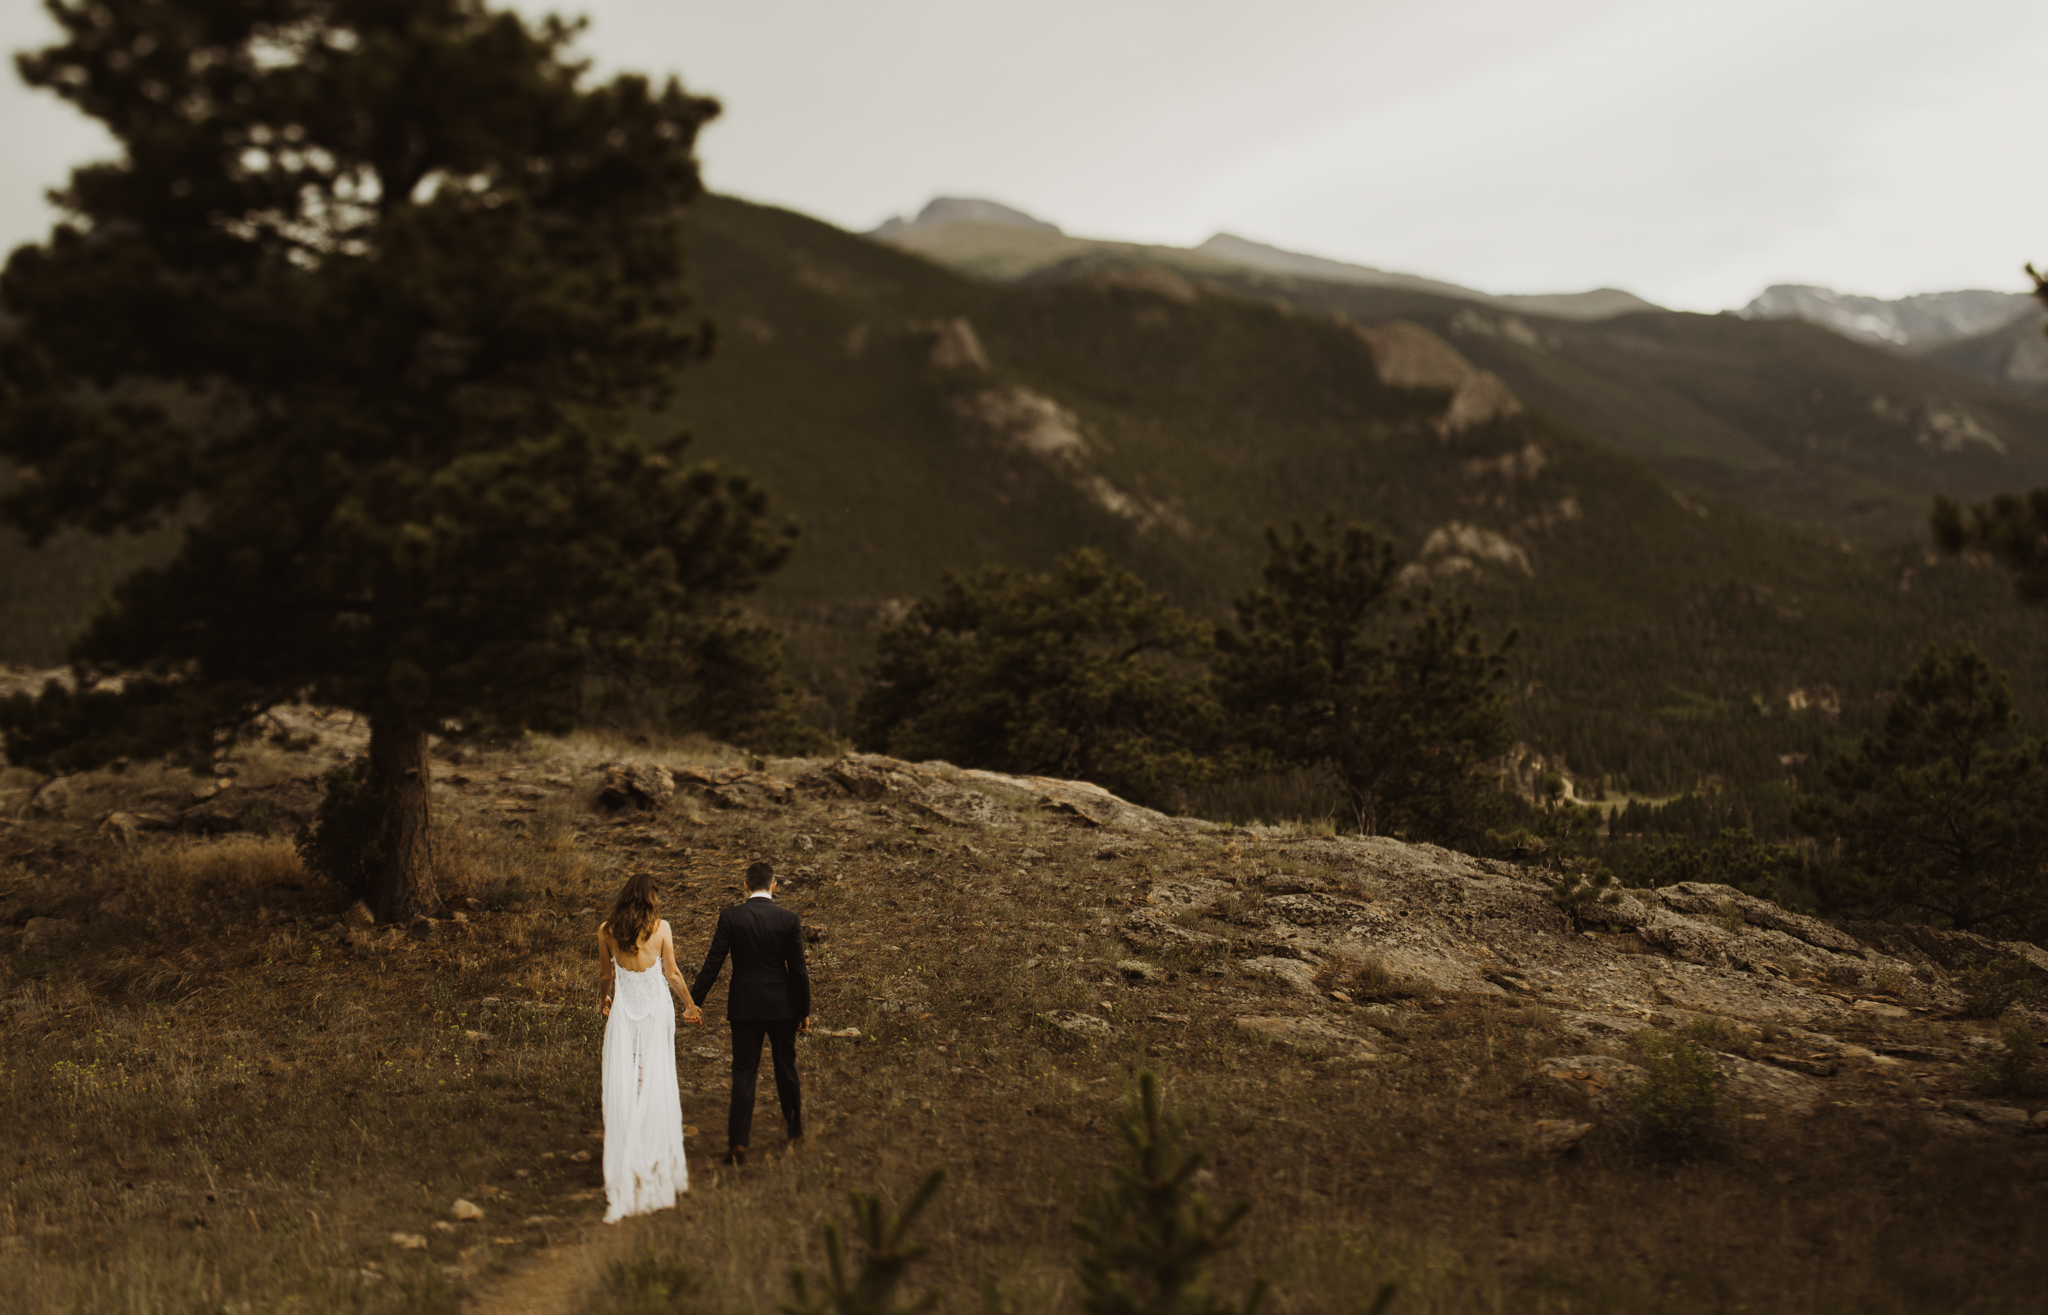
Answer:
top-left (611, 958), bottom-right (668, 1021)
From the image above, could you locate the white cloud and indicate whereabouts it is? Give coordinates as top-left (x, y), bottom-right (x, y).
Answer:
top-left (4, 0), bottom-right (2043, 310)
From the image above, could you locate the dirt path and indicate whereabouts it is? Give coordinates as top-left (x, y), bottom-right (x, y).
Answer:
top-left (460, 1230), bottom-right (603, 1315)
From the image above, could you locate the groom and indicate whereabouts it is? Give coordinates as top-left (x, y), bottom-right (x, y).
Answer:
top-left (690, 860), bottom-right (810, 1166)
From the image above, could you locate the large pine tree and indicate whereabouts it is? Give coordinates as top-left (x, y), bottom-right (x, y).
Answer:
top-left (1214, 516), bottom-right (1516, 840)
top-left (0, 1), bottom-right (793, 920)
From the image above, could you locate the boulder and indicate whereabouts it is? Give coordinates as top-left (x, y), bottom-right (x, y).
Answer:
top-left (96, 811), bottom-right (172, 844)
top-left (341, 901), bottom-right (375, 930)
top-left (1240, 956), bottom-right (1320, 996)
top-left (598, 760), bottom-right (674, 810)
top-left (1539, 1055), bottom-right (1646, 1110)
top-left (1529, 1119), bottom-right (1594, 1155)
top-left (1042, 1010), bottom-right (1113, 1039)
top-left (671, 764), bottom-right (796, 810)
top-left (19, 916), bottom-right (76, 950)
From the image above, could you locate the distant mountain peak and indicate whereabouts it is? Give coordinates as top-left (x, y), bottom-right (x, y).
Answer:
top-left (1740, 284), bottom-right (2035, 348)
top-left (870, 196), bottom-right (1061, 239)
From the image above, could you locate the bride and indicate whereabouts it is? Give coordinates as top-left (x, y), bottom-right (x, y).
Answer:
top-left (596, 872), bottom-right (703, 1222)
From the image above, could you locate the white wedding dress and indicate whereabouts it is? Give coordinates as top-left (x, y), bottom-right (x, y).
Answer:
top-left (601, 951), bottom-right (689, 1222)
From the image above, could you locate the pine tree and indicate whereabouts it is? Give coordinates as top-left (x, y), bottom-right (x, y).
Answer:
top-left (1793, 646), bottom-right (2048, 938)
top-left (0, 1), bottom-right (793, 921)
top-left (853, 550), bottom-right (1217, 810)
top-left (1073, 1071), bottom-right (1292, 1315)
top-left (1214, 515), bottom-right (1515, 839)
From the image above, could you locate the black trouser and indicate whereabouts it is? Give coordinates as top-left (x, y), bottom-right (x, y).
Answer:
top-left (728, 1017), bottom-right (801, 1147)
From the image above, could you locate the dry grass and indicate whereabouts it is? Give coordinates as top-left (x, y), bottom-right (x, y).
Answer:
top-left (3, 737), bottom-right (2047, 1314)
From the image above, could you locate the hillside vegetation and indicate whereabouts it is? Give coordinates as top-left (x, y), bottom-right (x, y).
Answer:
top-left (9, 195), bottom-right (2048, 818)
top-left (3, 732), bottom-right (2045, 1314)
top-left (662, 197), bottom-right (2048, 810)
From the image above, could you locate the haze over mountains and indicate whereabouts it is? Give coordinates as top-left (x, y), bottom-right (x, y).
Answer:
top-left (870, 196), bottom-right (1662, 323)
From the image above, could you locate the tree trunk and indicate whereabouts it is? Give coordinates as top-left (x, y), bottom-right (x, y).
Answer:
top-left (367, 716), bottom-right (439, 922)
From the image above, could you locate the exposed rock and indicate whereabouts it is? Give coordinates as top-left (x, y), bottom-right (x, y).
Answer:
top-left (1654, 883), bottom-right (1865, 955)
top-left (1233, 1014), bottom-right (1379, 1055)
top-left (1350, 319), bottom-right (1523, 434)
top-left (671, 764), bottom-right (795, 810)
top-left (1540, 1055), bottom-right (1646, 1110)
top-left (1852, 999), bottom-right (1912, 1020)
top-left (1118, 910), bottom-right (1228, 953)
top-left (97, 811), bottom-right (172, 844)
top-left (1529, 1119), bottom-right (1593, 1155)
top-left (19, 917), bottom-right (76, 950)
top-left (1947, 1100), bottom-right (2034, 1131)
top-left (921, 316), bottom-right (990, 370)
top-left (342, 901), bottom-right (375, 930)
top-left (1240, 956), bottom-right (1319, 996)
top-left (1264, 893), bottom-right (1366, 928)
top-left (1116, 959), bottom-right (1163, 983)
top-left (795, 755), bottom-right (1016, 829)
top-left (1838, 920), bottom-right (2048, 976)
top-left (450, 1198), bottom-right (485, 1221)
top-left (391, 1232), bottom-right (427, 1250)
top-left (1043, 1010), bottom-right (1113, 1039)
top-left (598, 760), bottom-right (674, 811)
top-left (1716, 1053), bottom-right (1824, 1115)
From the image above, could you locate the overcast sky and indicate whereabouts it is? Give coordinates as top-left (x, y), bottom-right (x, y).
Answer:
top-left (5, 0), bottom-right (2044, 310)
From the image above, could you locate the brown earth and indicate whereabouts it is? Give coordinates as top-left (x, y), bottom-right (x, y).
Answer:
top-left (3, 716), bottom-right (2046, 1315)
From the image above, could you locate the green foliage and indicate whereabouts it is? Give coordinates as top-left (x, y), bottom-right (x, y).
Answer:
top-left (1622, 1033), bottom-right (1729, 1155)
top-left (1680, 1015), bottom-right (1742, 1053)
top-left (1615, 828), bottom-right (1813, 907)
top-left (782, 1168), bottom-right (947, 1315)
top-left (1546, 863), bottom-right (1621, 930)
top-left (1971, 1019), bottom-right (2048, 1098)
top-left (1073, 1070), bottom-right (1282, 1315)
top-left (0, 1), bottom-right (799, 917)
top-left (1215, 516), bottom-right (1515, 841)
top-left (1953, 957), bottom-right (2040, 1020)
top-left (583, 607), bottom-right (829, 755)
top-left (853, 550), bottom-right (1217, 809)
top-left (597, 1254), bottom-right (703, 1315)
top-left (296, 756), bottom-right (389, 905)
top-left (1793, 646), bottom-right (2048, 938)
top-left (1931, 489), bottom-right (2048, 606)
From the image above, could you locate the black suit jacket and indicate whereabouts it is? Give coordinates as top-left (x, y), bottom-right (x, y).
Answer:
top-left (690, 896), bottom-right (811, 1021)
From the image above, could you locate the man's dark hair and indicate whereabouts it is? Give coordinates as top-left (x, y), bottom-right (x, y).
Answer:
top-left (745, 861), bottom-right (775, 891)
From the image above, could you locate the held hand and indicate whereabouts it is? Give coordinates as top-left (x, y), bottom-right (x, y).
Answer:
top-left (684, 1005), bottom-right (703, 1026)
top-left (799, 1016), bottom-right (810, 1033)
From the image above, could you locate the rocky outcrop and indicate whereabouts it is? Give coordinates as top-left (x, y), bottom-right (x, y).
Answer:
top-left (597, 760), bottom-right (674, 811)
top-left (1350, 319), bottom-right (1523, 435)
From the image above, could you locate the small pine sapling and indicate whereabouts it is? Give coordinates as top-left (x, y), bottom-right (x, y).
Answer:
top-left (783, 1168), bottom-right (947, 1315)
top-left (1075, 1070), bottom-right (1326, 1315)
top-left (1547, 863), bottom-right (1622, 930)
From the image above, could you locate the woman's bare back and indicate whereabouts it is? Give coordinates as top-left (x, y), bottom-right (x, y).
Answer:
top-left (603, 918), bottom-right (670, 971)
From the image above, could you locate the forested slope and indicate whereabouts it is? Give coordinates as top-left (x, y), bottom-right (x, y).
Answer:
top-left (7, 194), bottom-right (2047, 821)
top-left (663, 197), bottom-right (2048, 812)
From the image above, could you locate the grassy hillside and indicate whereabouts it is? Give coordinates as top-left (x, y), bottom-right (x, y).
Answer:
top-left (665, 197), bottom-right (2048, 810)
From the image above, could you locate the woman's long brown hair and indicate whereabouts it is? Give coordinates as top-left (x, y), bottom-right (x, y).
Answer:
top-left (608, 871), bottom-right (658, 953)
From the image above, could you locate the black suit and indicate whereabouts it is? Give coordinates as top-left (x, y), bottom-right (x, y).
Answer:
top-left (690, 894), bottom-right (811, 1147)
